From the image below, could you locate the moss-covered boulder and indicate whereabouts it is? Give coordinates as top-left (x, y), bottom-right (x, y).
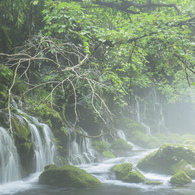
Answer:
top-left (111, 163), bottom-right (145, 183)
top-left (170, 171), bottom-right (192, 185)
top-left (110, 139), bottom-right (133, 156)
top-left (39, 164), bottom-right (102, 188)
top-left (137, 144), bottom-right (195, 177)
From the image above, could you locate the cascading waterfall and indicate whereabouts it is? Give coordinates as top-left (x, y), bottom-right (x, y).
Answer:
top-left (12, 101), bottom-right (57, 171)
top-left (67, 129), bottom-right (96, 165)
top-left (134, 96), bottom-right (151, 135)
top-left (151, 88), bottom-right (169, 134)
top-left (0, 127), bottom-right (21, 184)
top-left (19, 113), bottom-right (57, 172)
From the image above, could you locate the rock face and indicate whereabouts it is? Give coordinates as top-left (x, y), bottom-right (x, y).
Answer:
top-left (111, 163), bottom-right (145, 183)
top-left (137, 144), bottom-right (195, 177)
top-left (170, 171), bottom-right (192, 185)
top-left (39, 164), bottom-right (102, 188)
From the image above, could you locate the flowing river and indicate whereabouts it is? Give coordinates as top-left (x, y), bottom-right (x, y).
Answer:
top-left (1, 147), bottom-right (195, 195)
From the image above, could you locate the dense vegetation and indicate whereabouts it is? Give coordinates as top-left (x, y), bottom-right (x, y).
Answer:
top-left (1, 0), bottom-right (195, 139)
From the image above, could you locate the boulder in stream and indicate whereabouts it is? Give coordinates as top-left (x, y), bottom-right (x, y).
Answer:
top-left (111, 163), bottom-right (145, 183)
top-left (137, 144), bottom-right (195, 177)
top-left (39, 164), bottom-right (102, 188)
top-left (170, 171), bottom-right (192, 185)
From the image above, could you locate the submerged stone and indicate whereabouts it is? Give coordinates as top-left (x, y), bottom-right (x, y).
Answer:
top-left (111, 163), bottom-right (145, 183)
top-left (145, 180), bottom-right (163, 185)
top-left (137, 144), bottom-right (195, 177)
top-left (170, 171), bottom-right (192, 185)
top-left (39, 164), bottom-right (102, 188)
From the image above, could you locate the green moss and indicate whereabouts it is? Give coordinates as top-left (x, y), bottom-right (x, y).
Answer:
top-left (130, 131), bottom-right (160, 149)
top-left (12, 118), bottom-right (30, 139)
top-left (44, 164), bottom-right (58, 170)
top-left (110, 138), bottom-right (133, 151)
top-left (154, 133), bottom-right (182, 145)
top-left (182, 134), bottom-right (195, 146)
top-left (39, 165), bottom-right (102, 188)
top-left (145, 180), bottom-right (163, 185)
top-left (170, 171), bottom-right (192, 185)
top-left (112, 163), bottom-right (145, 183)
top-left (27, 101), bottom-right (63, 127)
top-left (93, 141), bottom-right (109, 153)
top-left (126, 120), bottom-right (146, 133)
top-left (170, 159), bottom-right (188, 175)
top-left (137, 144), bottom-right (195, 175)
top-left (102, 151), bottom-right (116, 158)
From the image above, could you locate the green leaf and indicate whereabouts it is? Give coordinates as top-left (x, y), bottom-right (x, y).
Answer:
top-left (137, 27), bottom-right (143, 32)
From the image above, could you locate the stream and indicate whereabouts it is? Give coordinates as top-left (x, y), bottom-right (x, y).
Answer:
top-left (1, 148), bottom-right (195, 195)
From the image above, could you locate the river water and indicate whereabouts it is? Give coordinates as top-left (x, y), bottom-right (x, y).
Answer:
top-left (0, 148), bottom-right (195, 195)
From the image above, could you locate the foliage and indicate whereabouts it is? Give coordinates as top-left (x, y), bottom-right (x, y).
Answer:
top-left (1, 0), bottom-right (195, 138)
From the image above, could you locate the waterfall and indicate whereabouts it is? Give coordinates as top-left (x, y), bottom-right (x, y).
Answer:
top-left (12, 101), bottom-right (57, 171)
top-left (134, 96), bottom-right (151, 135)
top-left (21, 114), bottom-right (57, 172)
top-left (68, 129), bottom-right (96, 165)
top-left (0, 127), bottom-right (21, 184)
top-left (151, 88), bottom-right (169, 134)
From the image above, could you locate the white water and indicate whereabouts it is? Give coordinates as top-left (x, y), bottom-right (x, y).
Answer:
top-left (151, 88), bottom-right (169, 134)
top-left (0, 127), bottom-right (21, 184)
top-left (68, 129), bottom-right (96, 165)
top-left (135, 96), bottom-right (151, 135)
top-left (17, 110), bottom-right (57, 172)
top-left (0, 108), bottom-right (57, 194)
top-left (29, 120), bottom-right (57, 172)
top-left (0, 140), bottom-right (194, 195)
top-left (78, 147), bottom-right (173, 189)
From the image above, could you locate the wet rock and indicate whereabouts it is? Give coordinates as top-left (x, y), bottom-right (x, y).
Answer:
top-left (145, 180), bottom-right (163, 185)
top-left (111, 163), bottom-right (145, 183)
top-left (39, 164), bottom-right (102, 188)
top-left (137, 144), bottom-right (195, 177)
top-left (170, 171), bottom-right (192, 185)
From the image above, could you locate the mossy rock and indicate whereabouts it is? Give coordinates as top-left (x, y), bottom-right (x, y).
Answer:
top-left (12, 118), bottom-right (31, 140)
top-left (125, 120), bottom-right (146, 133)
top-left (137, 144), bottom-right (195, 176)
top-left (130, 131), bottom-right (160, 149)
top-left (170, 171), bottom-right (192, 185)
top-left (93, 141), bottom-right (109, 153)
top-left (102, 151), bottom-right (116, 158)
top-left (145, 180), bottom-right (163, 185)
top-left (12, 116), bottom-right (34, 176)
top-left (39, 164), bottom-right (102, 188)
top-left (112, 163), bottom-right (145, 183)
top-left (110, 139), bottom-right (132, 156)
top-left (27, 102), bottom-right (63, 128)
top-left (154, 133), bottom-right (182, 145)
top-left (182, 134), bottom-right (195, 146)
